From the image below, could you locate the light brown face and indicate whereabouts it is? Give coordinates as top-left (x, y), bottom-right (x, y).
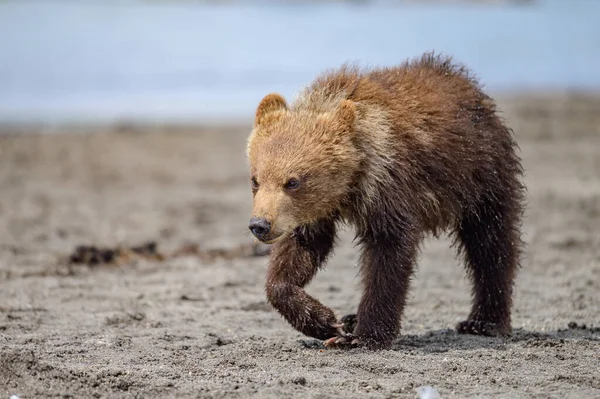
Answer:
top-left (247, 167), bottom-right (308, 244)
top-left (247, 94), bottom-right (359, 243)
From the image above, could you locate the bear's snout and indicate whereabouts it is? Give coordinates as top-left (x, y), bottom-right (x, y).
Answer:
top-left (249, 217), bottom-right (271, 240)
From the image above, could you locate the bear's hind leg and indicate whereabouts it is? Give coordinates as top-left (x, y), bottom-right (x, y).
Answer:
top-left (455, 193), bottom-right (523, 337)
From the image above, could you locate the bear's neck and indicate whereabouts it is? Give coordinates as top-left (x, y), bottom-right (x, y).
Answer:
top-left (342, 103), bottom-right (398, 228)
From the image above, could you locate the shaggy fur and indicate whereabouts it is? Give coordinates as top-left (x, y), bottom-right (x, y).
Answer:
top-left (247, 52), bottom-right (525, 350)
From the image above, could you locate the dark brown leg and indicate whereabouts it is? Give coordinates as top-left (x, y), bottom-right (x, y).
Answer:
top-left (266, 218), bottom-right (342, 340)
top-left (455, 193), bottom-right (522, 336)
top-left (327, 231), bottom-right (419, 350)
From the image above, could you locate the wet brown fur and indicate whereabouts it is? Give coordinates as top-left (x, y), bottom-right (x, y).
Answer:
top-left (247, 52), bottom-right (525, 350)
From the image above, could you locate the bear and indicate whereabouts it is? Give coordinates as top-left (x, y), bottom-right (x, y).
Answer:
top-left (246, 52), bottom-right (525, 350)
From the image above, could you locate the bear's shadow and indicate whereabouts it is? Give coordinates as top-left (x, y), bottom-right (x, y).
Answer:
top-left (298, 327), bottom-right (599, 353)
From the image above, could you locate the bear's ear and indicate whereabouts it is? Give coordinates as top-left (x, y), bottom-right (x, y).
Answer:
top-left (254, 93), bottom-right (288, 128)
top-left (334, 99), bottom-right (356, 132)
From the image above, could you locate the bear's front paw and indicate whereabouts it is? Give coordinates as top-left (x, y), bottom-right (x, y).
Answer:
top-left (323, 334), bottom-right (363, 349)
top-left (456, 319), bottom-right (511, 337)
top-left (323, 333), bottom-right (391, 350)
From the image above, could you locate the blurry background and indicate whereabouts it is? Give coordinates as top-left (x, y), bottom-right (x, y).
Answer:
top-left (1, 0), bottom-right (599, 124)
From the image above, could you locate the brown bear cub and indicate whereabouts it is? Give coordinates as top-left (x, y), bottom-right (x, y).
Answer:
top-left (247, 52), bottom-right (525, 350)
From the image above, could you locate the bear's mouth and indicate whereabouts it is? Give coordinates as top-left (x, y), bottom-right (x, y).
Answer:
top-left (260, 233), bottom-right (285, 245)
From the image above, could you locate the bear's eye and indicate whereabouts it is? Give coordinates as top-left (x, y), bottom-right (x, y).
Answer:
top-left (284, 178), bottom-right (300, 190)
top-left (251, 177), bottom-right (259, 189)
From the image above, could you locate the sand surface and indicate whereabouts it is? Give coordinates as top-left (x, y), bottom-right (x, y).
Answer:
top-left (1, 93), bottom-right (599, 398)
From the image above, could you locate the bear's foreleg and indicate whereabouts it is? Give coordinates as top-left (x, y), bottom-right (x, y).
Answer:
top-left (265, 219), bottom-right (346, 340)
top-left (326, 231), bottom-right (419, 350)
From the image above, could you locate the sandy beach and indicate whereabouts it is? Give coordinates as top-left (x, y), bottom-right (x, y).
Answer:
top-left (1, 92), bottom-right (599, 398)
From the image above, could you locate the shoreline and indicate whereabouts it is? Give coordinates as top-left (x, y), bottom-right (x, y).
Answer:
top-left (1, 91), bottom-right (598, 139)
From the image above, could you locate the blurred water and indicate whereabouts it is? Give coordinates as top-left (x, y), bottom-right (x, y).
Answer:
top-left (0, 0), bottom-right (599, 123)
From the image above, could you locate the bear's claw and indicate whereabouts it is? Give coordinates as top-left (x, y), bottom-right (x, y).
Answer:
top-left (323, 334), bottom-right (364, 349)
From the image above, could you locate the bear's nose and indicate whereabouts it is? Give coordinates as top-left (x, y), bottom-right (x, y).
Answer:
top-left (249, 217), bottom-right (271, 239)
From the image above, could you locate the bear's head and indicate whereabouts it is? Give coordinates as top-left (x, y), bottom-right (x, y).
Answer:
top-left (247, 93), bottom-right (360, 244)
